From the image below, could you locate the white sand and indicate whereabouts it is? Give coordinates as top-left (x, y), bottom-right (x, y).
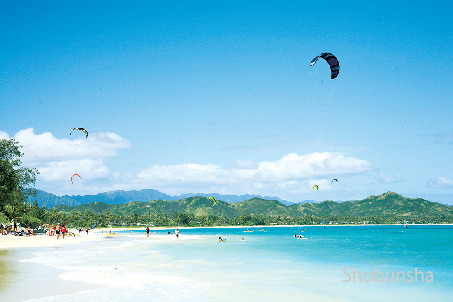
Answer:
top-left (0, 227), bottom-right (199, 249)
top-left (0, 228), bottom-right (105, 249)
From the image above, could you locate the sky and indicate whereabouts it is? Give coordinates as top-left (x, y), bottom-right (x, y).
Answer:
top-left (1, 0), bottom-right (452, 204)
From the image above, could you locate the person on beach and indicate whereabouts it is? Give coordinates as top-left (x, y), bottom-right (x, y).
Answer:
top-left (86, 228), bottom-right (89, 235)
top-left (61, 224), bottom-right (67, 239)
top-left (55, 223), bottom-right (61, 239)
top-left (175, 228), bottom-right (179, 239)
top-left (146, 227), bottom-right (150, 237)
top-left (218, 236), bottom-right (225, 242)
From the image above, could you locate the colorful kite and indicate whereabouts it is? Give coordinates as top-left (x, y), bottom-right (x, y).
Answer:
top-left (71, 173), bottom-right (81, 184)
top-left (311, 53), bottom-right (340, 79)
top-left (208, 196), bottom-right (217, 206)
top-left (70, 127), bottom-right (88, 138)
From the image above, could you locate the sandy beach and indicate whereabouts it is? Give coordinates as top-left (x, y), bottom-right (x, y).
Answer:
top-left (0, 227), bottom-right (191, 249)
top-left (0, 228), bottom-right (109, 249)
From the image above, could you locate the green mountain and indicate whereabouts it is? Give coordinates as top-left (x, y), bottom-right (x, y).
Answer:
top-left (230, 197), bottom-right (291, 216)
top-left (289, 192), bottom-right (453, 217)
top-left (55, 192), bottom-right (453, 219)
top-left (56, 196), bottom-right (236, 217)
top-left (30, 189), bottom-right (292, 207)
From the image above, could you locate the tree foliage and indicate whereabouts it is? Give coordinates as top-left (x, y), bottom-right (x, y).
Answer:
top-left (0, 139), bottom-right (39, 221)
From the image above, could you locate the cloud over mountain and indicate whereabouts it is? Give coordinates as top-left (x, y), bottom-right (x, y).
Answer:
top-left (11, 128), bottom-right (130, 181)
top-left (135, 152), bottom-right (371, 196)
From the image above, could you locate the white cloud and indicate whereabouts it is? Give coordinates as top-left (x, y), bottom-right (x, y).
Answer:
top-left (5, 129), bottom-right (373, 200)
top-left (37, 159), bottom-right (110, 181)
top-left (15, 128), bottom-right (130, 162)
top-left (9, 128), bottom-right (130, 182)
top-left (376, 173), bottom-right (403, 184)
top-left (255, 153), bottom-right (370, 181)
top-left (134, 152), bottom-right (371, 196)
top-left (0, 131), bottom-right (9, 140)
top-left (432, 177), bottom-right (453, 187)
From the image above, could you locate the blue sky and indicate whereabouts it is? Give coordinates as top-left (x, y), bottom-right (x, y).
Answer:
top-left (1, 0), bottom-right (452, 204)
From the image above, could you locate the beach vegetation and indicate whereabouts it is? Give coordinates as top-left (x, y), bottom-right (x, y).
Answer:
top-left (11, 191), bottom-right (451, 228)
top-left (0, 211), bottom-right (8, 223)
top-left (0, 138), bottom-right (39, 223)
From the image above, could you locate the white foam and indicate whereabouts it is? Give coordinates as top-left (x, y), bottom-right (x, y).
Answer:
top-left (59, 269), bottom-right (192, 288)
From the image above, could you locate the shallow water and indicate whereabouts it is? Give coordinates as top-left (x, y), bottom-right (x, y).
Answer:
top-left (1, 225), bottom-right (452, 301)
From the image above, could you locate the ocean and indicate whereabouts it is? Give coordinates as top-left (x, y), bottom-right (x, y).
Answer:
top-left (1, 225), bottom-right (452, 301)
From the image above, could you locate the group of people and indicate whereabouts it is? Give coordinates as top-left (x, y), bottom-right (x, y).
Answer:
top-left (1, 223), bottom-right (35, 236)
top-left (164, 228), bottom-right (180, 238)
top-left (1, 222), bottom-right (36, 236)
top-left (47, 223), bottom-right (70, 239)
top-left (219, 236), bottom-right (246, 242)
top-left (79, 227), bottom-right (91, 235)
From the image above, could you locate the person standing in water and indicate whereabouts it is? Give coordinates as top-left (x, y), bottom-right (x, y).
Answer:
top-left (175, 228), bottom-right (179, 239)
top-left (146, 227), bottom-right (150, 237)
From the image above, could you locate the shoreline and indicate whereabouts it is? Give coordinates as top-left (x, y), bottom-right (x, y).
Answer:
top-left (110, 222), bottom-right (453, 230)
top-left (1, 224), bottom-right (451, 250)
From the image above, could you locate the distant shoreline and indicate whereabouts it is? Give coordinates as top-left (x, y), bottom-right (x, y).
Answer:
top-left (1, 224), bottom-right (451, 250)
top-left (110, 223), bottom-right (453, 231)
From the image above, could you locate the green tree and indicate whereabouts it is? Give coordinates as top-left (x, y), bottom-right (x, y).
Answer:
top-left (19, 213), bottom-right (42, 228)
top-left (0, 139), bottom-right (39, 221)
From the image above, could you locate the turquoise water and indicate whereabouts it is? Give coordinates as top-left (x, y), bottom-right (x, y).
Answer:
top-left (1, 225), bottom-right (452, 301)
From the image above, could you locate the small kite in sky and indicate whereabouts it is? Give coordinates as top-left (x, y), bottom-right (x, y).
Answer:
top-left (70, 127), bottom-right (88, 138)
top-left (71, 173), bottom-right (81, 184)
top-left (312, 185), bottom-right (319, 191)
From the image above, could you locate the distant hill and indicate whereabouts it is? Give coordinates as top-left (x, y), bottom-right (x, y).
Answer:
top-left (288, 192), bottom-right (453, 217)
top-left (53, 192), bottom-right (453, 219)
top-left (29, 189), bottom-right (293, 208)
top-left (176, 192), bottom-right (293, 205)
top-left (55, 196), bottom-right (238, 218)
top-left (28, 190), bottom-right (82, 208)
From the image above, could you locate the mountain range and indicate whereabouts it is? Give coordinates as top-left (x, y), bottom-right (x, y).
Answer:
top-left (46, 191), bottom-right (453, 219)
top-left (29, 189), bottom-right (293, 208)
